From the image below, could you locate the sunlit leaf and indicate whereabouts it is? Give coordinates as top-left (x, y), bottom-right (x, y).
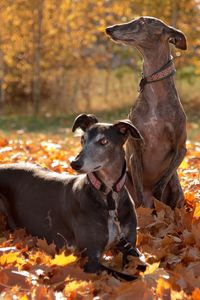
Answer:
top-left (0, 132), bottom-right (199, 298)
top-left (51, 252), bottom-right (77, 266)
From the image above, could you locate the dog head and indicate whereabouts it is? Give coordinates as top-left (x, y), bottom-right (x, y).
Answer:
top-left (71, 114), bottom-right (143, 173)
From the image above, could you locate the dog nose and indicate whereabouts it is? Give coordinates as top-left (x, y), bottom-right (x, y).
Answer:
top-left (106, 27), bottom-right (112, 35)
top-left (70, 160), bottom-right (82, 171)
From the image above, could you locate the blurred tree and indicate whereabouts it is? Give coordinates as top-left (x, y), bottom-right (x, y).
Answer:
top-left (0, 0), bottom-right (199, 114)
top-left (0, 0), bottom-right (6, 107)
top-left (32, 0), bottom-right (44, 115)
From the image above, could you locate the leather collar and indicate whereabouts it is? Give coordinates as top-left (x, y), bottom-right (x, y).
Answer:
top-left (87, 162), bottom-right (127, 194)
top-left (139, 58), bottom-right (176, 93)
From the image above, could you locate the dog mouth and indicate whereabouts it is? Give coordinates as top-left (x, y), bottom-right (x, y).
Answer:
top-left (93, 165), bottom-right (102, 171)
top-left (106, 34), bottom-right (120, 41)
top-left (107, 34), bottom-right (135, 43)
top-left (78, 165), bottom-right (102, 174)
top-left (123, 38), bottom-right (135, 42)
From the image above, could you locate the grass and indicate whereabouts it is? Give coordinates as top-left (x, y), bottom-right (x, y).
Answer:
top-left (0, 69), bottom-right (199, 138)
top-left (0, 102), bottom-right (199, 141)
top-left (0, 106), bottom-right (131, 133)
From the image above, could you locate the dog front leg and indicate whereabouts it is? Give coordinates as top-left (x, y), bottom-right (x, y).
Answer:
top-left (126, 139), bottom-right (144, 207)
top-left (153, 147), bottom-right (186, 202)
top-left (74, 222), bottom-right (106, 274)
top-left (83, 254), bottom-right (103, 273)
top-left (116, 192), bottom-right (141, 266)
top-left (162, 171), bottom-right (185, 208)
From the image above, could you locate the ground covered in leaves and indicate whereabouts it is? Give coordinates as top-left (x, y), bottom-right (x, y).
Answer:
top-left (0, 129), bottom-right (199, 299)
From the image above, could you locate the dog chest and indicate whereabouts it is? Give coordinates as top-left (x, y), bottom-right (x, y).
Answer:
top-left (103, 192), bottom-right (120, 249)
top-left (106, 216), bottom-right (118, 248)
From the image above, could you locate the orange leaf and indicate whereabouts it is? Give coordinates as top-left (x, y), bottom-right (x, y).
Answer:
top-left (193, 203), bottom-right (200, 219)
top-left (156, 278), bottom-right (171, 298)
top-left (191, 288), bottom-right (200, 300)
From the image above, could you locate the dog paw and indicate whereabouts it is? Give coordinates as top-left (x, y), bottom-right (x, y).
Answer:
top-left (83, 261), bottom-right (102, 273)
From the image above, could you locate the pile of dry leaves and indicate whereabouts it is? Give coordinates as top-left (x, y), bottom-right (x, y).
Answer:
top-left (0, 131), bottom-right (199, 299)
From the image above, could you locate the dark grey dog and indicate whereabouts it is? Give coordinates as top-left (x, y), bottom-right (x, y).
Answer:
top-left (106, 16), bottom-right (187, 208)
top-left (0, 114), bottom-right (143, 278)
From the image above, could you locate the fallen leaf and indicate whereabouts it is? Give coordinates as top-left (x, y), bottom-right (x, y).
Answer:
top-left (51, 252), bottom-right (77, 266)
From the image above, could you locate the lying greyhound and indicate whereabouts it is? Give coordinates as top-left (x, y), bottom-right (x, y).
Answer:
top-left (106, 16), bottom-right (187, 208)
top-left (0, 114), bottom-right (143, 278)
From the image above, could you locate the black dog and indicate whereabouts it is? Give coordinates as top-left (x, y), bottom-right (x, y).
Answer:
top-left (0, 114), bottom-right (143, 278)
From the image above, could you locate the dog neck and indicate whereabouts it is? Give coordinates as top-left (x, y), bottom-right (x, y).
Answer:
top-left (139, 57), bottom-right (176, 93)
top-left (142, 43), bottom-right (171, 76)
top-left (87, 160), bottom-right (126, 193)
top-left (139, 46), bottom-right (178, 104)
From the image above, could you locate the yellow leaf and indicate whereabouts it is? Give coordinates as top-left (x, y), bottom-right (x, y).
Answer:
top-left (51, 252), bottom-right (76, 266)
top-left (179, 159), bottom-right (188, 170)
top-left (193, 203), bottom-right (200, 219)
top-left (64, 280), bottom-right (92, 296)
top-left (156, 278), bottom-right (171, 298)
top-left (144, 262), bottom-right (160, 275)
top-left (19, 296), bottom-right (29, 300)
top-left (0, 252), bottom-right (24, 267)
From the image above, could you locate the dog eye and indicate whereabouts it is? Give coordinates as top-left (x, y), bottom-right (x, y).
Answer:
top-left (99, 138), bottom-right (108, 145)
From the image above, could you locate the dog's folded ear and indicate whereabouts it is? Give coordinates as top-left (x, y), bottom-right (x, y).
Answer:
top-left (166, 27), bottom-right (187, 50)
top-left (72, 114), bottom-right (98, 132)
top-left (113, 120), bottom-right (143, 141)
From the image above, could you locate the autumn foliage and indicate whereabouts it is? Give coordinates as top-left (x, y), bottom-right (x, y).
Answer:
top-left (0, 0), bottom-right (200, 114)
top-left (0, 0), bottom-right (200, 298)
top-left (0, 131), bottom-right (199, 299)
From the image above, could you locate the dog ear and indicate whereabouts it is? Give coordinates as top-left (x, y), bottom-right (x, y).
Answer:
top-left (113, 120), bottom-right (143, 141)
top-left (166, 27), bottom-right (187, 50)
top-left (72, 114), bottom-right (98, 132)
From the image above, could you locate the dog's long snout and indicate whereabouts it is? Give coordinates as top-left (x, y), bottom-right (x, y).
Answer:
top-left (106, 25), bottom-right (123, 40)
top-left (70, 155), bottom-right (83, 171)
top-left (70, 160), bottom-right (82, 171)
top-left (106, 27), bottom-right (112, 35)
top-left (106, 26), bottom-right (114, 36)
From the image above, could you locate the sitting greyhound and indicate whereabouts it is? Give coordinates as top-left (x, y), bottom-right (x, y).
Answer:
top-left (106, 16), bottom-right (187, 208)
top-left (0, 114), bottom-right (143, 278)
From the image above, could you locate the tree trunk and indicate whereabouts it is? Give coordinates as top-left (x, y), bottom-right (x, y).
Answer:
top-left (104, 67), bottom-right (111, 103)
top-left (0, 48), bottom-right (5, 110)
top-left (32, 0), bottom-right (44, 116)
top-left (81, 72), bottom-right (92, 111)
top-left (69, 77), bottom-right (80, 112)
top-left (171, 0), bottom-right (178, 27)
